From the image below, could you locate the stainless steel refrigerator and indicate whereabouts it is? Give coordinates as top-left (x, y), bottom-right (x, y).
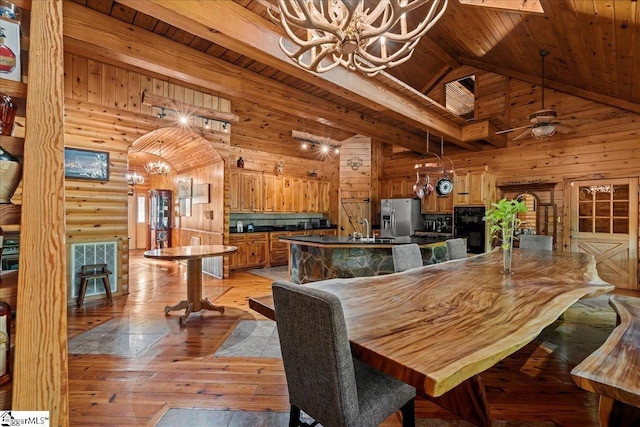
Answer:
top-left (380, 198), bottom-right (424, 237)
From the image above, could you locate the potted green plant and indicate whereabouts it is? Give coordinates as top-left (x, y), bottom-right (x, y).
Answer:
top-left (483, 197), bottom-right (528, 273)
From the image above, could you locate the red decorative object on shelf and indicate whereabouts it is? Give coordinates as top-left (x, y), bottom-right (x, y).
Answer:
top-left (0, 92), bottom-right (17, 135)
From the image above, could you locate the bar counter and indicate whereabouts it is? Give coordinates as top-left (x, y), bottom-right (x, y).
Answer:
top-left (279, 234), bottom-right (450, 283)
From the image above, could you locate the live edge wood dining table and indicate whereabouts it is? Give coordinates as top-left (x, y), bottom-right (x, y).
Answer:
top-left (144, 245), bottom-right (237, 323)
top-left (249, 249), bottom-right (614, 427)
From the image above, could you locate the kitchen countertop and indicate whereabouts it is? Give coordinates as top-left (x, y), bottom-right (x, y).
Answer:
top-left (279, 234), bottom-right (448, 246)
top-left (229, 225), bottom-right (337, 234)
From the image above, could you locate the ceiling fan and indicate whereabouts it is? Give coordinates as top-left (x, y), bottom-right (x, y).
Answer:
top-left (496, 50), bottom-right (573, 141)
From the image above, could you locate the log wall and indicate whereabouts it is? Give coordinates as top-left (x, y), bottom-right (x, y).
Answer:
top-left (62, 55), bottom-right (232, 288)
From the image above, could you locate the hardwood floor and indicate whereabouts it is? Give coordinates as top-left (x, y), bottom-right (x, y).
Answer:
top-left (1, 250), bottom-right (638, 426)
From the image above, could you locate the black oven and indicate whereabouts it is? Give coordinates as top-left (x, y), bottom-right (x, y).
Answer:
top-left (454, 206), bottom-right (486, 254)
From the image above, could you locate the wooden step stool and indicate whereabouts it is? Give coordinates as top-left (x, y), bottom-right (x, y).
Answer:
top-left (77, 264), bottom-right (113, 308)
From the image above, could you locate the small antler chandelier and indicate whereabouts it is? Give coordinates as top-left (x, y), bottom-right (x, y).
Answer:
top-left (269, 0), bottom-right (448, 76)
top-left (144, 142), bottom-right (171, 176)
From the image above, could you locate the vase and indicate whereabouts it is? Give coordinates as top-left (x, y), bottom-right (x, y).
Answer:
top-left (502, 246), bottom-right (513, 273)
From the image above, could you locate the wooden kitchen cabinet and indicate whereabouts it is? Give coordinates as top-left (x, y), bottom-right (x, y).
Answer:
top-left (263, 174), bottom-right (284, 212)
top-left (380, 177), bottom-right (415, 199)
top-left (453, 166), bottom-right (495, 207)
top-left (229, 170), bottom-right (241, 211)
top-left (268, 231), bottom-right (290, 267)
top-left (318, 181), bottom-right (330, 213)
top-left (231, 169), bottom-right (330, 214)
top-left (229, 232), bottom-right (268, 270)
top-left (230, 169), bottom-right (264, 212)
top-left (267, 228), bottom-right (337, 267)
top-left (240, 170), bottom-right (263, 212)
top-left (421, 193), bottom-right (453, 214)
top-left (282, 177), bottom-right (303, 212)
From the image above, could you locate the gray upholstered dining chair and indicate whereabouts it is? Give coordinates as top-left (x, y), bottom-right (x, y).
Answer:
top-left (392, 244), bottom-right (423, 272)
top-left (445, 238), bottom-right (467, 260)
top-left (272, 281), bottom-right (416, 427)
top-left (519, 235), bottom-right (553, 251)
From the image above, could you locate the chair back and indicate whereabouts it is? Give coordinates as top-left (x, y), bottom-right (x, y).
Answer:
top-left (519, 235), bottom-right (553, 251)
top-left (445, 238), bottom-right (467, 260)
top-left (272, 282), bottom-right (359, 427)
top-left (392, 244), bottom-right (423, 272)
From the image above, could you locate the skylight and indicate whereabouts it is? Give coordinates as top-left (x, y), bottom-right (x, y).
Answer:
top-left (445, 76), bottom-right (475, 121)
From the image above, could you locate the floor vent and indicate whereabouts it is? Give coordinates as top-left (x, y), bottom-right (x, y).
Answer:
top-left (70, 242), bottom-right (117, 299)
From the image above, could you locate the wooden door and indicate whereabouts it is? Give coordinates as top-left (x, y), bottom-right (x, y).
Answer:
top-left (568, 178), bottom-right (638, 289)
top-left (127, 191), bottom-right (149, 250)
top-left (339, 198), bottom-right (370, 237)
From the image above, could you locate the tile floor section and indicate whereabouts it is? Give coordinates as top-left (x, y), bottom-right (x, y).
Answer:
top-left (156, 408), bottom-right (555, 426)
top-left (68, 316), bottom-right (172, 356)
top-left (214, 319), bottom-right (280, 358)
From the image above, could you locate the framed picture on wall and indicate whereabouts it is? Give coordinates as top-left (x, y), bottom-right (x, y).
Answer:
top-left (178, 178), bottom-right (192, 199)
top-left (193, 184), bottom-right (210, 204)
top-left (64, 148), bottom-right (109, 181)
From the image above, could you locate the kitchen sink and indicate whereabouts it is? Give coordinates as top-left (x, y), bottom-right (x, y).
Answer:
top-left (374, 238), bottom-right (394, 243)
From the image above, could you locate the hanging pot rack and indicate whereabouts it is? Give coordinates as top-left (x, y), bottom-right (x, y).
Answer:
top-left (414, 133), bottom-right (454, 175)
top-left (412, 133), bottom-right (455, 198)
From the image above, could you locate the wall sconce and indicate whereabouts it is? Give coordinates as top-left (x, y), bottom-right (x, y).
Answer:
top-left (275, 161), bottom-right (284, 176)
top-left (157, 108), bottom-right (166, 119)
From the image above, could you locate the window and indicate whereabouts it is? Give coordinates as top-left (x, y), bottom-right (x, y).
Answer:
top-left (578, 184), bottom-right (629, 234)
top-left (445, 76), bottom-right (475, 121)
top-left (137, 196), bottom-right (145, 223)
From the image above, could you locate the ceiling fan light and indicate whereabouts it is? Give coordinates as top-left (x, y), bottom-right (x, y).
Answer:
top-left (530, 124), bottom-right (556, 139)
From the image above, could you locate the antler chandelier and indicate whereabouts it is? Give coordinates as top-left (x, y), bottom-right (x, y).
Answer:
top-left (269, 0), bottom-right (448, 76)
top-left (144, 142), bottom-right (171, 176)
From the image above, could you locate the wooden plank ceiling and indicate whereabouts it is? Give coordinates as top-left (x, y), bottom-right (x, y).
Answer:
top-left (69, 0), bottom-right (639, 158)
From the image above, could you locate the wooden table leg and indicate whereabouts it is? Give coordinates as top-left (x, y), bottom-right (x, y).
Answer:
top-left (599, 395), bottom-right (640, 427)
top-left (164, 300), bottom-right (189, 315)
top-left (178, 258), bottom-right (224, 321)
top-left (423, 375), bottom-right (492, 427)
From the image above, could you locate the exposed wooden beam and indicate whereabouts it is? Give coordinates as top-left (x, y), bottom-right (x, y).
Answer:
top-left (61, 2), bottom-right (453, 153)
top-left (420, 65), bottom-right (453, 95)
top-left (460, 56), bottom-right (640, 115)
top-left (117, 0), bottom-right (464, 142)
top-left (461, 121), bottom-right (507, 148)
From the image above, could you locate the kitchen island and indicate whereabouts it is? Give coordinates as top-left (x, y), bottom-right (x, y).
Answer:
top-left (280, 234), bottom-right (452, 283)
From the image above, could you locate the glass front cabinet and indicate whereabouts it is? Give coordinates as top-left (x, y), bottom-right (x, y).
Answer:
top-left (149, 189), bottom-right (172, 250)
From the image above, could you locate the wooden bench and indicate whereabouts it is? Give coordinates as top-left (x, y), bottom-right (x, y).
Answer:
top-left (77, 264), bottom-right (113, 308)
top-left (571, 295), bottom-right (640, 427)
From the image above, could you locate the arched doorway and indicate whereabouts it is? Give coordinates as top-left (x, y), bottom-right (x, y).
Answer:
top-left (126, 127), bottom-right (225, 250)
